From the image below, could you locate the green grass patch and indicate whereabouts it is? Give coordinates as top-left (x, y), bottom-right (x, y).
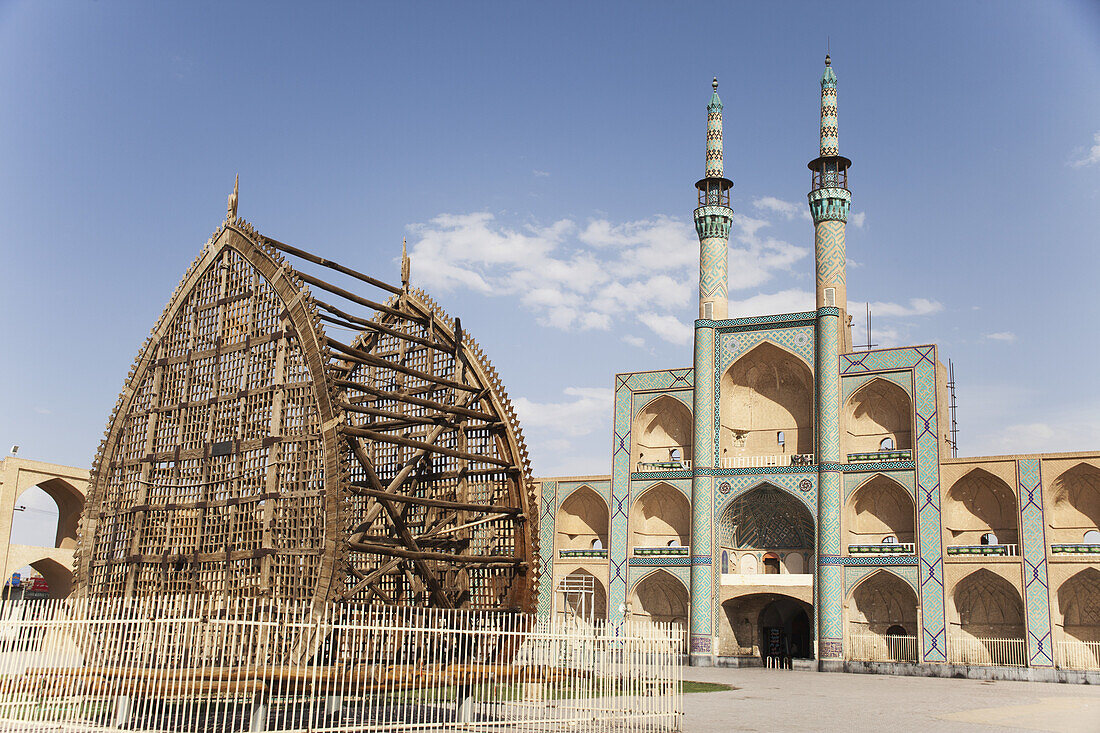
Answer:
top-left (682, 681), bottom-right (735, 694)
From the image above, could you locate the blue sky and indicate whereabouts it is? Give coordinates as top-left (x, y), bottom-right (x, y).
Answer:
top-left (2, 2), bottom-right (1099, 541)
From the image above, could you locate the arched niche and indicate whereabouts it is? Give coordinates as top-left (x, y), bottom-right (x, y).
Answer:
top-left (843, 378), bottom-right (913, 456)
top-left (1057, 568), bottom-right (1100, 644)
top-left (785, 553), bottom-right (804, 574)
top-left (557, 568), bottom-right (607, 622)
top-left (16, 478), bottom-right (85, 550)
top-left (951, 569), bottom-right (1024, 639)
top-left (718, 485), bottom-right (814, 554)
top-left (720, 343), bottom-right (813, 458)
top-left (845, 475), bottom-right (915, 549)
top-left (629, 570), bottom-right (689, 629)
top-left (944, 468), bottom-right (1019, 547)
top-left (630, 395), bottom-right (693, 471)
top-left (555, 487), bottom-right (609, 551)
top-left (848, 570), bottom-right (918, 636)
top-left (630, 483), bottom-right (689, 550)
top-left (1048, 463), bottom-right (1100, 544)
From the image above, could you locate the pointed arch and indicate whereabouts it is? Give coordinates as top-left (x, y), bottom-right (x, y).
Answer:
top-left (848, 569), bottom-right (919, 634)
top-left (556, 567), bottom-right (607, 622)
top-left (556, 486), bottom-right (609, 551)
top-left (951, 568), bottom-right (1024, 636)
top-left (630, 482), bottom-right (690, 550)
top-left (721, 342), bottom-right (814, 457)
top-left (21, 478), bottom-right (85, 550)
top-left (718, 484), bottom-right (814, 551)
top-left (1049, 463), bottom-right (1100, 543)
top-left (944, 468), bottom-right (1019, 546)
top-left (844, 474), bottom-right (916, 548)
top-left (630, 395), bottom-right (693, 471)
top-left (1057, 568), bottom-right (1100, 643)
top-left (629, 569), bottom-right (689, 625)
top-left (843, 377), bottom-right (913, 455)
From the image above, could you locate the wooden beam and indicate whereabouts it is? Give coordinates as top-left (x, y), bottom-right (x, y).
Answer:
top-left (314, 298), bottom-right (450, 352)
top-left (263, 236), bottom-right (404, 296)
top-left (347, 484), bottom-right (522, 516)
top-left (348, 541), bottom-right (524, 567)
top-left (294, 270), bottom-right (417, 322)
top-left (335, 389), bottom-right (495, 422)
top-left (341, 426), bottom-right (512, 467)
top-left (326, 337), bottom-right (476, 393)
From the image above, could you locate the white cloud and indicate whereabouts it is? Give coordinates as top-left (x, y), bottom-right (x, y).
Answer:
top-left (1070, 131), bottom-right (1100, 168)
top-left (622, 335), bottom-right (646, 348)
top-left (637, 312), bottom-right (693, 345)
top-left (865, 298), bottom-right (944, 318)
top-left (850, 211), bottom-right (866, 228)
top-left (728, 289), bottom-right (814, 318)
top-left (984, 331), bottom-right (1017, 342)
top-left (727, 214), bottom-right (809, 291)
top-left (512, 387), bottom-right (613, 438)
top-left (533, 169), bottom-right (550, 177)
top-left (752, 196), bottom-right (808, 221)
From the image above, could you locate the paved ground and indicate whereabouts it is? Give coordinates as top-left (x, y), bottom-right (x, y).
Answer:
top-left (682, 667), bottom-right (1100, 732)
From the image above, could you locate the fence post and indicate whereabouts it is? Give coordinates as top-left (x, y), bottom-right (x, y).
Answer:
top-left (111, 695), bottom-right (131, 728)
top-left (249, 692), bottom-right (268, 733)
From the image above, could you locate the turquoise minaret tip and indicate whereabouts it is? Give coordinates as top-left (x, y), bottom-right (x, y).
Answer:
top-left (819, 55), bottom-right (839, 157)
top-left (705, 77), bottom-right (724, 178)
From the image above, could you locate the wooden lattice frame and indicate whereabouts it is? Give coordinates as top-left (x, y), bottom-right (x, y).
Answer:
top-left (74, 209), bottom-right (538, 612)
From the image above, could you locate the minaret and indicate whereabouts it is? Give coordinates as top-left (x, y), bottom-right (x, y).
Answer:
top-left (694, 77), bottom-right (734, 321)
top-left (689, 77), bottom-right (732, 666)
top-left (809, 54), bottom-right (851, 664)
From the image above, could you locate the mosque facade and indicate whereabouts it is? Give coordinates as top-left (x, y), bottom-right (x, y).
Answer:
top-left (535, 58), bottom-right (1100, 676)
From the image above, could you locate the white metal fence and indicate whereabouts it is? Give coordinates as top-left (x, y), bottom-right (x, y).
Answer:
top-left (947, 633), bottom-right (1027, 667)
top-left (847, 633), bottom-right (919, 663)
top-left (719, 454), bottom-right (814, 469)
top-left (0, 597), bottom-right (683, 732)
top-left (1058, 639), bottom-right (1100, 671)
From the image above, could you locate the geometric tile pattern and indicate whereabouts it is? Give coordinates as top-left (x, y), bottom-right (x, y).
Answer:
top-left (842, 345), bottom-right (945, 663)
top-left (537, 480), bottom-right (558, 618)
top-left (840, 369), bottom-right (913, 405)
top-left (610, 368), bottom-right (694, 625)
top-left (844, 565), bottom-right (920, 595)
top-left (814, 219), bottom-right (847, 291)
top-left (819, 61), bottom-right (839, 157)
top-left (691, 325), bottom-right (717, 654)
top-left (719, 326), bottom-right (815, 373)
top-left (816, 306), bottom-right (844, 659)
top-left (706, 85), bottom-right (724, 178)
top-left (1017, 458), bottom-right (1054, 667)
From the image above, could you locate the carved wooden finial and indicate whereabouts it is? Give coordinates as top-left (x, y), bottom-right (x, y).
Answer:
top-left (401, 237), bottom-right (410, 291)
top-left (227, 174), bottom-right (239, 221)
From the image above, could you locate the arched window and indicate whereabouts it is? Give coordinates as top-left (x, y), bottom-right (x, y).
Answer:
top-left (880, 437), bottom-right (894, 451)
top-left (669, 448), bottom-right (682, 463)
top-left (721, 551), bottom-right (729, 574)
top-left (591, 538), bottom-right (603, 550)
top-left (882, 535), bottom-right (898, 544)
top-left (667, 539), bottom-right (680, 547)
top-left (980, 532), bottom-right (998, 546)
top-left (763, 553), bottom-right (781, 575)
top-left (1084, 529), bottom-right (1100, 545)
top-left (777, 431), bottom-right (785, 447)
top-left (886, 624), bottom-right (908, 637)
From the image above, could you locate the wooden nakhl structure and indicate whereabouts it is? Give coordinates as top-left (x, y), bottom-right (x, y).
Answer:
top-left (73, 181), bottom-right (538, 612)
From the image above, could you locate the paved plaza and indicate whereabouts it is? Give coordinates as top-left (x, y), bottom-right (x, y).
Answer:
top-left (683, 668), bottom-right (1100, 732)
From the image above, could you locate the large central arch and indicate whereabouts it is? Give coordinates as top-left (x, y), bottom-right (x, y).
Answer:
top-left (720, 342), bottom-right (813, 457)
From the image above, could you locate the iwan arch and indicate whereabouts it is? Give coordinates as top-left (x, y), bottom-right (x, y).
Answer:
top-left (535, 60), bottom-right (1100, 682)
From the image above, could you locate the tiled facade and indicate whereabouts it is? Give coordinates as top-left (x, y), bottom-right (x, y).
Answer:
top-left (535, 58), bottom-right (1100, 676)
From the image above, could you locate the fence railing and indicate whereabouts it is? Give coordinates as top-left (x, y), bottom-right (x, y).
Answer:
top-left (847, 543), bottom-right (915, 555)
top-left (1058, 639), bottom-right (1100, 671)
top-left (946, 544), bottom-right (1019, 557)
top-left (848, 633), bottom-right (919, 663)
top-left (720, 454), bottom-right (814, 469)
top-left (0, 596), bottom-right (683, 732)
top-left (947, 633), bottom-right (1027, 667)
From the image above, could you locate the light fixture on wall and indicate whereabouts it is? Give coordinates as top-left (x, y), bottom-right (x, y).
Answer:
top-left (9, 445), bottom-right (18, 456)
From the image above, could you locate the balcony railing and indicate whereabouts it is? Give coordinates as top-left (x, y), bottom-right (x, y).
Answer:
top-left (720, 454), bottom-right (814, 469)
top-left (946, 544), bottom-right (1018, 557)
top-left (1057, 640), bottom-right (1100, 670)
top-left (558, 548), bottom-right (608, 559)
top-left (635, 459), bottom-right (691, 472)
top-left (633, 546), bottom-right (689, 557)
top-left (1051, 543), bottom-right (1100, 555)
top-left (848, 633), bottom-right (919, 663)
top-left (848, 543), bottom-right (915, 555)
top-left (948, 633), bottom-right (1027, 667)
top-left (847, 449), bottom-right (912, 463)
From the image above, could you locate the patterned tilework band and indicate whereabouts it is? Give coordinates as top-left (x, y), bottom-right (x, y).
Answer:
top-left (820, 62), bottom-right (838, 157)
top-left (1017, 458), bottom-right (1054, 667)
top-left (691, 325), bottom-right (717, 652)
top-left (706, 88), bottom-right (724, 178)
top-left (817, 306), bottom-right (844, 659)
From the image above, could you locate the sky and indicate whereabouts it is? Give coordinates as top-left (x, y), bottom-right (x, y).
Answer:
top-left (2, 2), bottom-right (1099, 546)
